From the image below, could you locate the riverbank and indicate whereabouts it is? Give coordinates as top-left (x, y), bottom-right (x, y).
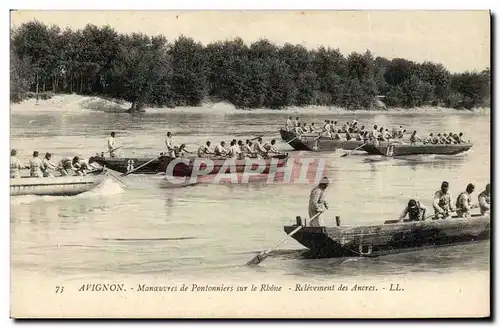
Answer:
top-left (10, 94), bottom-right (490, 115)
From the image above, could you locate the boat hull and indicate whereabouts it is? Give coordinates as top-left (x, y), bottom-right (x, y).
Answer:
top-left (190, 154), bottom-right (289, 174)
top-left (283, 214), bottom-right (490, 258)
top-left (362, 143), bottom-right (473, 156)
top-left (88, 156), bottom-right (191, 176)
top-left (279, 129), bottom-right (364, 151)
top-left (89, 154), bottom-right (288, 176)
top-left (10, 175), bottom-right (106, 196)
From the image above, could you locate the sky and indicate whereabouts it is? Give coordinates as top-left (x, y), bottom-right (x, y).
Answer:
top-left (10, 10), bottom-right (490, 73)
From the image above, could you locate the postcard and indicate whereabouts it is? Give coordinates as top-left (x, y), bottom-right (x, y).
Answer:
top-left (9, 10), bottom-right (491, 318)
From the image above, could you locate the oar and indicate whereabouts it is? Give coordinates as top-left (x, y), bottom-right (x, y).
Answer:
top-left (102, 145), bottom-right (124, 156)
top-left (107, 171), bottom-right (128, 187)
top-left (434, 204), bottom-right (480, 219)
top-left (246, 211), bottom-right (323, 266)
top-left (89, 163), bottom-right (128, 187)
top-left (384, 204), bottom-right (480, 224)
top-left (340, 142), bottom-right (367, 157)
top-left (120, 155), bottom-right (162, 177)
top-left (384, 212), bottom-right (436, 225)
top-left (285, 135), bottom-right (299, 145)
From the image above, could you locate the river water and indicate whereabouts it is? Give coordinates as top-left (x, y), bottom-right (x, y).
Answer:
top-left (10, 108), bottom-right (491, 316)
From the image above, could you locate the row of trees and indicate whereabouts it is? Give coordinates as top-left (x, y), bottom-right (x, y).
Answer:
top-left (10, 20), bottom-right (490, 110)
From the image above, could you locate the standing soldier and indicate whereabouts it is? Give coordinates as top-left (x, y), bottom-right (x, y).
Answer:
top-left (308, 177), bottom-right (330, 227)
top-left (285, 116), bottom-right (293, 131)
top-left (165, 132), bottom-right (175, 157)
top-left (294, 116), bottom-right (300, 129)
top-left (108, 132), bottom-right (117, 157)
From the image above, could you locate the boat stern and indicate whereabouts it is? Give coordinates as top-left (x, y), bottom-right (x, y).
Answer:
top-left (283, 224), bottom-right (346, 258)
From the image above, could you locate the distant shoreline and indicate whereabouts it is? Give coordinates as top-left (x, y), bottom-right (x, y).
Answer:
top-left (10, 94), bottom-right (490, 115)
top-left (11, 21), bottom-right (490, 113)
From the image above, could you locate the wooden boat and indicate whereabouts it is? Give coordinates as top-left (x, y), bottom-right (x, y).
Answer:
top-left (283, 213), bottom-right (490, 258)
top-left (279, 129), bottom-right (364, 151)
top-left (10, 173), bottom-right (107, 196)
top-left (88, 155), bottom-right (191, 176)
top-left (362, 142), bottom-right (473, 157)
top-left (89, 153), bottom-right (289, 176)
top-left (189, 153), bottom-right (289, 175)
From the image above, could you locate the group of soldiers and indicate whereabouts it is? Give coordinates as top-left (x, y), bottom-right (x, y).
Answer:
top-left (163, 132), bottom-right (282, 160)
top-left (106, 131), bottom-right (283, 161)
top-left (10, 149), bottom-right (91, 179)
top-left (307, 178), bottom-right (490, 227)
top-left (196, 138), bottom-right (281, 160)
top-left (397, 181), bottom-right (490, 221)
top-left (285, 116), bottom-right (469, 145)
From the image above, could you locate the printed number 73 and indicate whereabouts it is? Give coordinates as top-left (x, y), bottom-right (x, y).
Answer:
top-left (55, 286), bottom-right (64, 293)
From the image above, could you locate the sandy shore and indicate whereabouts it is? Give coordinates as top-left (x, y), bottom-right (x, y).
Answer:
top-left (9, 94), bottom-right (490, 115)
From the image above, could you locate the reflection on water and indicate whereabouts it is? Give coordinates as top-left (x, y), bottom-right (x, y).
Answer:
top-left (10, 110), bottom-right (490, 281)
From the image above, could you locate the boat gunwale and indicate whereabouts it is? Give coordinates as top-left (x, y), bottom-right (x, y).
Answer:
top-left (284, 213), bottom-right (489, 232)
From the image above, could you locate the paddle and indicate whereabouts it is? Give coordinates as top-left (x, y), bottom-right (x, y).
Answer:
top-left (88, 162), bottom-right (128, 187)
top-left (120, 155), bottom-right (163, 177)
top-left (384, 204), bottom-right (480, 224)
top-left (285, 135), bottom-right (299, 145)
top-left (384, 213), bottom-right (436, 225)
top-left (340, 142), bottom-right (368, 157)
top-left (107, 171), bottom-right (129, 187)
top-left (434, 204), bottom-right (480, 219)
top-left (246, 211), bottom-right (323, 266)
top-left (102, 145), bottom-right (124, 156)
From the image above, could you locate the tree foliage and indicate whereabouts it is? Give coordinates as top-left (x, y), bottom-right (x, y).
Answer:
top-left (10, 20), bottom-right (490, 110)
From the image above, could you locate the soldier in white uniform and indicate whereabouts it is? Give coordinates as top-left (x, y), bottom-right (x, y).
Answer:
top-left (253, 138), bottom-right (267, 159)
top-left (293, 117), bottom-right (300, 129)
top-left (455, 183), bottom-right (476, 218)
top-left (478, 183), bottom-right (491, 216)
top-left (433, 181), bottom-right (454, 219)
top-left (58, 157), bottom-right (74, 176)
top-left (263, 139), bottom-right (280, 155)
top-left (226, 140), bottom-right (241, 159)
top-left (29, 151), bottom-right (44, 178)
top-left (10, 149), bottom-right (21, 178)
top-left (165, 132), bottom-right (175, 157)
top-left (245, 140), bottom-right (256, 158)
top-left (197, 141), bottom-right (213, 158)
top-left (214, 141), bottom-right (228, 157)
top-left (42, 152), bottom-right (58, 177)
top-left (285, 116), bottom-right (294, 131)
top-left (308, 177), bottom-right (330, 227)
top-left (108, 132), bottom-right (117, 157)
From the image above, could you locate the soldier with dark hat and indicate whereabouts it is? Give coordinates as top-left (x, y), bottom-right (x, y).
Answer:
top-left (399, 199), bottom-right (427, 222)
